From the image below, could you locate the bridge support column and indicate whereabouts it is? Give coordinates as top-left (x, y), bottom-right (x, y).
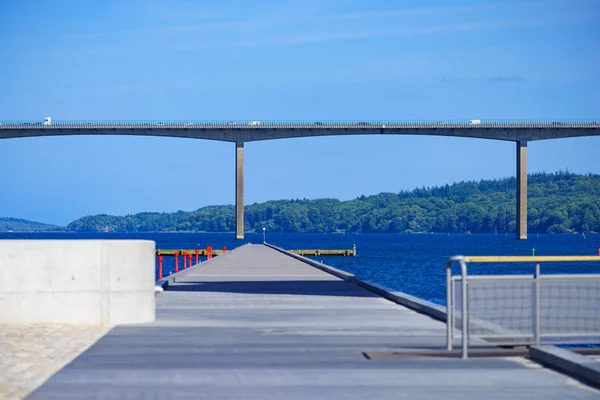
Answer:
top-left (236, 141), bottom-right (244, 240)
top-left (516, 141), bottom-right (527, 240)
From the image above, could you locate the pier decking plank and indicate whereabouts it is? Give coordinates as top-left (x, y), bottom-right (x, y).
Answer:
top-left (29, 244), bottom-right (599, 399)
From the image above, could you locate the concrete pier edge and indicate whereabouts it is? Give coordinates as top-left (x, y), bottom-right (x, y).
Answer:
top-left (529, 346), bottom-right (600, 387)
top-left (264, 243), bottom-right (447, 322)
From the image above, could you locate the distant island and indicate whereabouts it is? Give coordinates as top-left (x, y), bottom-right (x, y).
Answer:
top-left (0, 217), bottom-right (59, 232)
top-left (2, 172), bottom-right (599, 234)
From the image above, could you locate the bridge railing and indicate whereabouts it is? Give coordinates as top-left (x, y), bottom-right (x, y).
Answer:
top-left (446, 255), bottom-right (600, 359)
top-left (1, 120), bottom-right (600, 128)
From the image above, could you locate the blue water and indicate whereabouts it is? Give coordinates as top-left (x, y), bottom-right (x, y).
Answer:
top-left (2, 232), bottom-right (599, 306)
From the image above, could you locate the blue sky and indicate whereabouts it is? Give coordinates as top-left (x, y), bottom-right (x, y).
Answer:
top-left (0, 0), bottom-right (599, 225)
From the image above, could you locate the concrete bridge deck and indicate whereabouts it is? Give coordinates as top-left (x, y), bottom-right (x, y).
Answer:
top-left (5, 121), bottom-right (600, 241)
top-left (29, 244), bottom-right (599, 399)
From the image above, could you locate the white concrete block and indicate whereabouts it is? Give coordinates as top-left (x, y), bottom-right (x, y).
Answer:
top-left (108, 291), bottom-right (156, 325)
top-left (0, 240), bottom-right (156, 326)
top-left (0, 292), bottom-right (102, 324)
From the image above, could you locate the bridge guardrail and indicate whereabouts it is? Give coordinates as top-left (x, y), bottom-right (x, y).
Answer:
top-left (446, 255), bottom-right (600, 359)
top-left (1, 120), bottom-right (600, 128)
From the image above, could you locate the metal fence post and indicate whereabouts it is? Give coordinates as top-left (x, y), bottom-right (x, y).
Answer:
top-left (446, 261), bottom-right (453, 351)
top-left (460, 258), bottom-right (469, 359)
top-left (533, 262), bottom-right (541, 345)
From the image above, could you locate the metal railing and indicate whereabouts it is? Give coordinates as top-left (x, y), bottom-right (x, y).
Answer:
top-left (1, 120), bottom-right (600, 128)
top-left (446, 255), bottom-right (600, 359)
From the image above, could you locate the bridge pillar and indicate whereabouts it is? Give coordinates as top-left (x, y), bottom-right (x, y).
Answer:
top-left (516, 141), bottom-right (527, 240)
top-left (236, 141), bottom-right (244, 240)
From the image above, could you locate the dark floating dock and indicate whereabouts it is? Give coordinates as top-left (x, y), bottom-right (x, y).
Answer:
top-left (289, 247), bottom-right (356, 256)
top-left (30, 244), bottom-right (599, 399)
top-left (157, 246), bottom-right (356, 257)
top-left (156, 248), bottom-right (227, 256)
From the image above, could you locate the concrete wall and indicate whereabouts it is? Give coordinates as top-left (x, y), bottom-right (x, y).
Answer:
top-left (0, 240), bottom-right (156, 326)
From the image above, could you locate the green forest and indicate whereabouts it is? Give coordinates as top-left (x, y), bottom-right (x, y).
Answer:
top-left (0, 217), bottom-right (58, 232)
top-left (64, 172), bottom-right (600, 234)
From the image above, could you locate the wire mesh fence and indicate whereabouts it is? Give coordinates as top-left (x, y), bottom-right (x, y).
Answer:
top-left (453, 277), bottom-right (536, 341)
top-left (449, 265), bottom-right (600, 353)
top-left (540, 277), bottom-right (600, 337)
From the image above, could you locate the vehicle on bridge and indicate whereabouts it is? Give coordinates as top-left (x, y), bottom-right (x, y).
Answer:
top-left (249, 121), bottom-right (261, 126)
top-left (469, 119), bottom-right (481, 125)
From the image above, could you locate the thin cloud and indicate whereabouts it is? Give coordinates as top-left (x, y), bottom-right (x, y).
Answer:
top-left (442, 77), bottom-right (478, 83)
top-left (64, 7), bottom-right (595, 56)
top-left (209, 16), bottom-right (576, 48)
top-left (488, 76), bottom-right (527, 83)
top-left (442, 76), bottom-right (527, 84)
top-left (310, 1), bottom-right (545, 23)
top-left (60, 1), bottom-right (549, 41)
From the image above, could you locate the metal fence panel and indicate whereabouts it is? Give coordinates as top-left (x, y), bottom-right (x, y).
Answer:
top-left (467, 278), bottom-right (535, 338)
top-left (540, 277), bottom-right (600, 337)
top-left (453, 275), bottom-right (600, 345)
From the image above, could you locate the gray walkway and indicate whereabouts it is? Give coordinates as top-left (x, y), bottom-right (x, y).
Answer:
top-left (29, 244), bottom-right (599, 399)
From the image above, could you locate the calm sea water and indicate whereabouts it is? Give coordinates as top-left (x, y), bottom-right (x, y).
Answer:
top-left (2, 232), bottom-right (599, 306)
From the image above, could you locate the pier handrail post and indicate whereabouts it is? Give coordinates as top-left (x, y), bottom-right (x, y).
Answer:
top-left (459, 257), bottom-right (469, 359)
top-left (446, 255), bottom-right (469, 356)
top-left (533, 262), bottom-right (541, 345)
top-left (446, 258), bottom-right (454, 351)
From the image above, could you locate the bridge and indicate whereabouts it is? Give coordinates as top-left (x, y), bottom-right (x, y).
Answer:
top-left (2, 119), bottom-right (599, 239)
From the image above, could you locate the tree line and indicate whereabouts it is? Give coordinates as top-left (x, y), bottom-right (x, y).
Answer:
top-left (65, 171), bottom-right (600, 234)
top-left (0, 217), bottom-right (58, 232)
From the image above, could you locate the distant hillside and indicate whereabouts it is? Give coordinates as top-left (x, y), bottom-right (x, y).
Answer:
top-left (65, 171), bottom-right (600, 234)
top-left (0, 217), bottom-right (60, 232)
